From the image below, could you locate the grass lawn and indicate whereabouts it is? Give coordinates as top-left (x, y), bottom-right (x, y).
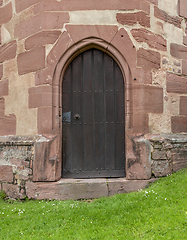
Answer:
top-left (0, 168), bottom-right (187, 240)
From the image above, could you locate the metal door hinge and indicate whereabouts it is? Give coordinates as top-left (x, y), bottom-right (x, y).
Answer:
top-left (62, 111), bottom-right (71, 123)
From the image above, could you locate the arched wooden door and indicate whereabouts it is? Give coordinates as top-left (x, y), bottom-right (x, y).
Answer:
top-left (62, 49), bottom-right (125, 178)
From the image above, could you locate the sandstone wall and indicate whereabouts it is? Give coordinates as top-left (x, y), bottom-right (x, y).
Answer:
top-left (0, 0), bottom-right (187, 198)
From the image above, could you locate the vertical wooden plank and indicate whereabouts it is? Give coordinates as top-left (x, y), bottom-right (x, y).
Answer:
top-left (115, 64), bottom-right (125, 171)
top-left (62, 65), bottom-right (72, 175)
top-left (71, 55), bottom-right (83, 174)
top-left (93, 49), bottom-right (105, 171)
top-left (104, 54), bottom-right (116, 171)
top-left (82, 50), bottom-right (93, 173)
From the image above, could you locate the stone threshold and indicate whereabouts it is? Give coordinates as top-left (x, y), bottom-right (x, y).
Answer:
top-left (26, 178), bottom-right (157, 200)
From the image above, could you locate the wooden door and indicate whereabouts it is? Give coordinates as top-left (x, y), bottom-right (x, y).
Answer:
top-left (62, 49), bottom-right (125, 178)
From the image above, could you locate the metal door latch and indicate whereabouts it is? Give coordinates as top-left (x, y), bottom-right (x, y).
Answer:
top-left (62, 111), bottom-right (71, 123)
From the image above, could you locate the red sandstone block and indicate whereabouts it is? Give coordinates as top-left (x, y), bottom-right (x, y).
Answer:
top-left (137, 48), bottom-right (160, 69)
top-left (167, 73), bottom-right (187, 94)
top-left (25, 31), bottom-right (61, 50)
top-left (171, 116), bottom-right (187, 133)
top-left (133, 85), bottom-right (163, 114)
top-left (0, 2), bottom-right (12, 25)
top-left (170, 43), bottom-right (187, 60)
top-left (0, 40), bottom-right (17, 63)
top-left (29, 86), bottom-right (52, 108)
top-left (154, 6), bottom-right (182, 28)
top-left (34, 0), bottom-right (150, 13)
top-left (0, 0), bottom-right (2, 6)
top-left (180, 96), bottom-right (187, 116)
top-left (133, 113), bottom-right (149, 134)
top-left (0, 64), bottom-right (3, 80)
top-left (0, 166), bottom-right (13, 183)
top-left (15, 0), bottom-right (40, 13)
top-left (0, 114), bottom-right (16, 135)
top-left (131, 28), bottom-right (166, 51)
top-left (146, 0), bottom-right (158, 4)
top-left (15, 12), bottom-right (69, 40)
top-left (0, 97), bottom-right (5, 115)
top-left (0, 79), bottom-right (8, 97)
top-left (179, 0), bottom-right (187, 19)
top-left (17, 46), bottom-right (45, 75)
top-left (183, 36), bottom-right (187, 46)
top-left (116, 11), bottom-right (150, 28)
top-left (0, 26), bottom-right (1, 45)
top-left (182, 60), bottom-right (187, 76)
top-left (38, 107), bottom-right (52, 134)
top-left (2, 183), bottom-right (20, 199)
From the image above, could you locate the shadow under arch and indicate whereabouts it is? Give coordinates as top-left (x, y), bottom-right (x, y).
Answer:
top-left (52, 37), bottom-right (133, 133)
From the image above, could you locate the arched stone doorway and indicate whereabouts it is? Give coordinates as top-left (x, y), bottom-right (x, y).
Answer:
top-left (62, 48), bottom-right (125, 178)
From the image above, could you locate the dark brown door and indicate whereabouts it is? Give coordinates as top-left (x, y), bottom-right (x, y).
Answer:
top-left (62, 49), bottom-right (125, 178)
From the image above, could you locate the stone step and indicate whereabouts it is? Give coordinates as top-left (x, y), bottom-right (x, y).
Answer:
top-left (26, 178), bottom-right (157, 200)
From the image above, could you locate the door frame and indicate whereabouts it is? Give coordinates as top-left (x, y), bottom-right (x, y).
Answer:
top-left (52, 38), bottom-right (133, 178)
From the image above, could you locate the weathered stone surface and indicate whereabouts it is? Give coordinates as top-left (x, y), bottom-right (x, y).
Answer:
top-left (15, 12), bottom-right (69, 40)
top-left (0, 0), bottom-right (2, 6)
top-left (0, 41), bottom-right (17, 63)
top-left (116, 11), bottom-right (150, 27)
top-left (172, 149), bottom-right (187, 172)
top-left (152, 150), bottom-right (167, 160)
top-left (133, 113), bottom-right (149, 134)
top-left (25, 31), bottom-right (61, 50)
top-left (127, 137), bottom-right (152, 180)
top-left (37, 107), bottom-right (52, 134)
top-left (26, 179), bottom-right (108, 200)
top-left (15, 0), bottom-right (40, 13)
top-left (0, 79), bottom-right (8, 97)
top-left (171, 117), bottom-right (187, 133)
top-left (34, 0), bottom-right (150, 13)
top-left (0, 64), bottom-right (3, 80)
top-left (0, 97), bottom-right (4, 115)
top-left (131, 28), bottom-right (166, 51)
top-left (180, 96), bottom-right (187, 116)
top-left (179, 0), bottom-right (187, 19)
top-left (146, 0), bottom-right (158, 4)
top-left (183, 36), bottom-right (187, 46)
top-left (154, 6), bottom-right (182, 28)
top-left (0, 115), bottom-right (16, 136)
top-left (0, 2), bottom-right (12, 25)
top-left (29, 86), bottom-right (52, 108)
top-left (182, 60), bottom-right (187, 76)
top-left (0, 166), bottom-right (13, 183)
top-left (170, 43), bottom-right (187, 60)
top-left (151, 160), bottom-right (172, 177)
top-left (108, 179), bottom-right (155, 196)
top-left (2, 183), bottom-right (20, 199)
top-left (167, 73), bottom-right (187, 94)
top-left (133, 85), bottom-right (163, 114)
top-left (137, 48), bottom-right (160, 69)
top-left (17, 46), bottom-right (45, 75)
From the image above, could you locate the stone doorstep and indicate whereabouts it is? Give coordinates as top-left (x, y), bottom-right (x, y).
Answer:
top-left (26, 178), bottom-right (157, 200)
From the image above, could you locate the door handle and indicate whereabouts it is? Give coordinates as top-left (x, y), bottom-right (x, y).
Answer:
top-left (74, 114), bottom-right (80, 120)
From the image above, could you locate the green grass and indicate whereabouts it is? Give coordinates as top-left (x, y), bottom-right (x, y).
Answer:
top-left (1, 169), bottom-right (187, 240)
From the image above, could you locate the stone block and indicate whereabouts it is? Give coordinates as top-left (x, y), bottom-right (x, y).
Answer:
top-left (17, 46), bottom-right (45, 75)
top-left (183, 36), bottom-right (187, 46)
top-left (26, 179), bottom-right (108, 200)
top-left (0, 0), bottom-right (2, 6)
top-left (37, 107), bottom-right (52, 134)
top-left (133, 113), bottom-right (149, 134)
top-left (0, 40), bottom-right (17, 64)
top-left (0, 114), bottom-right (16, 136)
top-left (0, 64), bottom-right (3, 80)
top-left (0, 2), bottom-right (12, 25)
top-left (34, 0), bottom-right (150, 13)
top-left (152, 150), bottom-right (167, 160)
top-left (15, 0), bottom-right (40, 13)
top-left (0, 97), bottom-right (5, 115)
top-left (167, 73), bottom-right (187, 94)
top-left (180, 96), bottom-right (187, 116)
top-left (152, 160), bottom-right (172, 177)
top-left (172, 149), bottom-right (187, 172)
top-left (137, 48), bottom-right (160, 69)
top-left (0, 165), bottom-right (13, 183)
top-left (170, 43), bottom-right (187, 60)
top-left (133, 85), bottom-right (163, 114)
top-left (146, 0), bottom-right (158, 4)
top-left (116, 11), bottom-right (150, 28)
top-left (2, 183), bottom-right (20, 199)
top-left (25, 31), bottom-right (61, 50)
top-left (171, 117), bottom-right (187, 133)
top-left (179, 0), bottom-right (187, 19)
top-left (182, 60), bottom-right (187, 76)
top-left (154, 6), bottom-right (182, 28)
top-left (15, 12), bottom-right (69, 40)
top-left (0, 79), bottom-right (8, 97)
top-left (29, 86), bottom-right (52, 108)
top-left (131, 28), bottom-right (166, 51)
